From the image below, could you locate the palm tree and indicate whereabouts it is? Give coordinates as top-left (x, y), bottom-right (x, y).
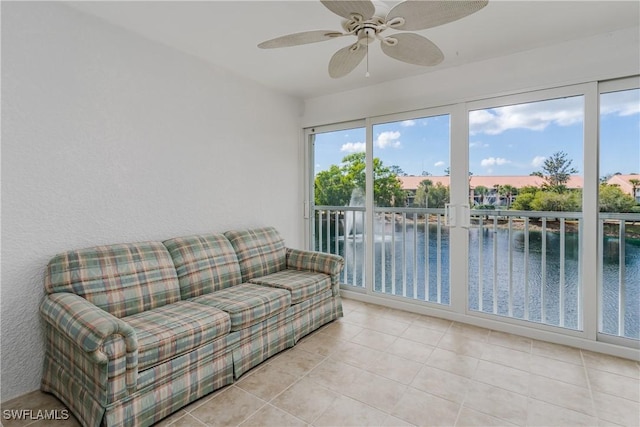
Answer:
top-left (629, 178), bottom-right (640, 202)
top-left (414, 179), bottom-right (433, 208)
top-left (493, 184), bottom-right (503, 206)
top-left (500, 184), bottom-right (518, 208)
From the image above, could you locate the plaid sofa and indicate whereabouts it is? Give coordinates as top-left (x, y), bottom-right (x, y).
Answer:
top-left (40, 227), bottom-right (343, 427)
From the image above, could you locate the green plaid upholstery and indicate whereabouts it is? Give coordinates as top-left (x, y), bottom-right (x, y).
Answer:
top-left (224, 227), bottom-right (287, 282)
top-left (190, 283), bottom-right (290, 331)
top-left (286, 248), bottom-right (344, 276)
top-left (163, 234), bottom-right (243, 298)
top-left (40, 228), bottom-right (346, 427)
top-left (137, 333), bottom-right (237, 390)
top-left (40, 293), bottom-right (138, 393)
top-left (231, 311), bottom-right (294, 378)
top-left (41, 353), bottom-right (106, 427)
top-left (249, 269), bottom-right (331, 304)
top-left (122, 301), bottom-right (230, 370)
top-left (105, 350), bottom-right (234, 427)
top-left (45, 242), bottom-right (180, 318)
top-left (289, 293), bottom-right (343, 342)
top-left (286, 248), bottom-right (344, 295)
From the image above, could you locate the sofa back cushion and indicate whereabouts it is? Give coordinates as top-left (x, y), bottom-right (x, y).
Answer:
top-left (224, 227), bottom-right (286, 282)
top-left (163, 234), bottom-right (243, 298)
top-left (45, 242), bottom-right (181, 318)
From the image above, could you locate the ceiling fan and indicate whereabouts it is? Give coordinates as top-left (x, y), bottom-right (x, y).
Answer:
top-left (258, 0), bottom-right (488, 78)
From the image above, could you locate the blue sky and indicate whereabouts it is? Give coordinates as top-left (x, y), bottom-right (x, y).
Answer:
top-left (314, 89), bottom-right (639, 179)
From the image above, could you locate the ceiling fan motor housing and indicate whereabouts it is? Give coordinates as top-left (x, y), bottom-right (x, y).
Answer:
top-left (340, 0), bottom-right (389, 43)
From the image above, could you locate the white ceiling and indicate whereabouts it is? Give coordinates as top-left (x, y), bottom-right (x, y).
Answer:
top-left (66, 1), bottom-right (640, 99)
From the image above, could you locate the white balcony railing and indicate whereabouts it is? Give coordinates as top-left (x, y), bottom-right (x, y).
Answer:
top-left (312, 206), bottom-right (639, 340)
top-left (598, 213), bottom-right (640, 339)
top-left (468, 210), bottom-right (583, 331)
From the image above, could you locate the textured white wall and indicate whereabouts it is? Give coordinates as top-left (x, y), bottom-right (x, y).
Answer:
top-left (303, 26), bottom-right (640, 126)
top-left (1, 2), bottom-right (303, 401)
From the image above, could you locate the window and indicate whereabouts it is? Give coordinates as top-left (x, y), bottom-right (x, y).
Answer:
top-left (599, 85), bottom-right (640, 340)
top-left (305, 78), bottom-right (640, 351)
top-left (468, 95), bottom-right (585, 330)
top-left (371, 114), bottom-right (451, 304)
top-left (310, 124), bottom-right (366, 288)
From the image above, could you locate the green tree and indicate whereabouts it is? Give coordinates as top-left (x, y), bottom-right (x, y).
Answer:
top-left (534, 151), bottom-right (578, 192)
top-left (530, 190), bottom-right (582, 212)
top-left (511, 192), bottom-right (536, 211)
top-left (414, 179), bottom-right (433, 208)
top-left (599, 183), bottom-right (637, 212)
top-left (629, 178), bottom-right (640, 201)
top-left (427, 183), bottom-right (450, 208)
top-left (373, 157), bottom-right (407, 207)
top-left (499, 184), bottom-right (518, 208)
top-left (314, 165), bottom-right (353, 206)
top-left (314, 153), bottom-right (406, 207)
top-left (518, 185), bottom-right (540, 195)
top-left (414, 180), bottom-right (449, 208)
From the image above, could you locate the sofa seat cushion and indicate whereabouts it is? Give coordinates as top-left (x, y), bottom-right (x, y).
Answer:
top-left (249, 269), bottom-right (331, 304)
top-left (189, 283), bottom-right (291, 331)
top-left (123, 301), bottom-right (230, 370)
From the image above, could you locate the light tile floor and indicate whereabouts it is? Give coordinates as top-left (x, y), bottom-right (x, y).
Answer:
top-left (3, 298), bottom-right (639, 426)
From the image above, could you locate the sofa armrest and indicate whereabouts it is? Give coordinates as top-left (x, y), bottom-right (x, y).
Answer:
top-left (40, 292), bottom-right (138, 390)
top-left (286, 248), bottom-right (344, 286)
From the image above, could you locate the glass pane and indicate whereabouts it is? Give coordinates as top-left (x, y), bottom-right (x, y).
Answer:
top-left (468, 96), bottom-right (584, 330)
top-left (372, 115), bottom-right (451, 305)
top-left (312, 127), bottom-right (366, 288)
top-left (599, 88), bottom-right (640, 340)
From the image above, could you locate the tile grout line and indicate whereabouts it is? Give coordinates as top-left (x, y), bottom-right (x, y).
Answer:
top-left (580, 348), bottom-right (601, 423)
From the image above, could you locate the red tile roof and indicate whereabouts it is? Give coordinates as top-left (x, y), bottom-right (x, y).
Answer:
top-left (606, 174), bottom-right (640, 196)
top-left (398, 175), bottom-right (584, 191)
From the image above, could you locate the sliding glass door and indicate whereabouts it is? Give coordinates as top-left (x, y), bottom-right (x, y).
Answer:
top-left (598, 79), bottom-right (640, 343)
top-left (308, 122), bottom-right (367, 289)
top-left (305, 78), bottom-right (639, 350)
top-left (467, 91), bottom-right (585, 332)
top-left (370, 112), bottom-right (452, 306)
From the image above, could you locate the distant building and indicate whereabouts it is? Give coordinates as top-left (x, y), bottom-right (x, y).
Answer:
top-left (398, 175), bottom-right (584, 207)
top-left (606, 174), bottom-right (640, 202)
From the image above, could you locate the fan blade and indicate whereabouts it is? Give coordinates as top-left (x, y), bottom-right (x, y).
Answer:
top-left (321, 1), bottom-right (375, 20)
top-left (328, 43), bottom-right (366, 78)
top-left (258, 30), bottom-right (346, 49)
top-left (380, 33), bottom-right (444, 66)
top-left (386, 0), bottom-right (488, 31)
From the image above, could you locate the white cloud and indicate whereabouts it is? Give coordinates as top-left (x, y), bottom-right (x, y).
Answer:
top-left (376, 131), bottom-right (401, 149)
top-left (531, 156), bottom-right (546, 168)
top-left (400, 120), bottom-right (416, 127)
top-left (340, 142), bottom-right (366, 153)
top-left (469, 97), bottom-right (584, 135)
top-left (469, 141), bottom-right (489, 148)
top-left (481, 157), bottom-right (511, 167)
top-left (434, 161), bottom-right (445, 167)
top-left (601, 90), bottom-right (640, 117)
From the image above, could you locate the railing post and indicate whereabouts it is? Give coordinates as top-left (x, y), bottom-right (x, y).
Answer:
top-left (618, 220), bottom-right (626, 337)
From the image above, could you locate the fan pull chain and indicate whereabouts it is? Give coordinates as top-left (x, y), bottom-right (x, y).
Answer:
top-left (365, 42), bottom-right (370, 78)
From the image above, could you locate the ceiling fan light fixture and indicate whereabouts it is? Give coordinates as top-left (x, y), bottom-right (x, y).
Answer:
top-left (258, 0), bottom-right (488, 78)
